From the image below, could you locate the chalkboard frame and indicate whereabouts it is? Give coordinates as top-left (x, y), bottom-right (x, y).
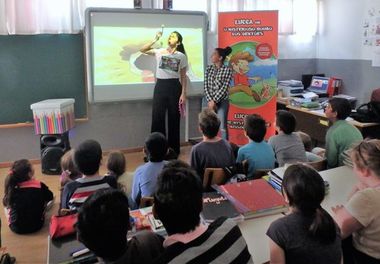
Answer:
top-left (0, 34), bottom-right (87, 125)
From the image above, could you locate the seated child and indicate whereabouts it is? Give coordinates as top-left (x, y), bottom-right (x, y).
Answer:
top-left (153, 162), bottom-right (253, 263)
top-left (324, 98), bottom-right (363, 168)
top-left (3, 159), bottom-right (54, 234)
top-left (61, 139), bottom-right (117, 210)
top-left (106, 151), bottom-right (132, 194)
top-left (190, 108), bottom-right (235, 180)
top-left (296, 131), bottom-right (324, 162)
top-left (59, 149), bottom-right (81, 188)
top-left (268, 110), bottom-right (307, 166)
top-left (267, 164), bottom-right (342, 264)
top-left (131, 132), bottom-right (168, 208)
top-left (332, 139), bottom-right (380, 263)
top-left (237, 114), bottom-right (275, 178)
top-left (77, 189), bottom-right (163, 264)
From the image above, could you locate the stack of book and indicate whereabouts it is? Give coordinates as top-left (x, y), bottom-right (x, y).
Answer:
top-left (201, 192), bottom-right (243, 223)
top-left (267, 167), bottom-right (330, 195)
top-left (268, 167), bottom-right (286, 191)
top-left (213, 179), bottom-right (288, 219)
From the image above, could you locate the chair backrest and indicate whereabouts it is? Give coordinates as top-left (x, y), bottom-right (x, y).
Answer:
top-left (203, 168), bottom-right (227, 191)
top-left (252, 169), bottom-right (271, 180)
top-left (305, 158), bottom-right (327, 171)
top-left (139, 196), bottom-right (154, 208)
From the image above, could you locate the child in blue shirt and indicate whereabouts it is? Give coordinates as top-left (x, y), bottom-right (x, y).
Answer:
top-left (237, 114), bottom-right (275, 178)
top-left (131, 132), bottom-right (168, 208)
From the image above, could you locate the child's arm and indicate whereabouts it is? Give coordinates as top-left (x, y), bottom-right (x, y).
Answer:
top-left (347, 182), bottom-right (368, 200)
top-left (331, 205), bottom-right (363, 239)
top-left (268, 238), bottom-right (286, 264)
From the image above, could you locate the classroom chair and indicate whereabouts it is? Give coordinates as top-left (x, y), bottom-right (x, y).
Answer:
top-left (252, 169), bottom-right (272, 180)
top-left (203, 168), bottom-right (228, 192)
top-left (139, 196), bottom-right (154, 208)
top-left (305, 158), bottom-right (327, 171)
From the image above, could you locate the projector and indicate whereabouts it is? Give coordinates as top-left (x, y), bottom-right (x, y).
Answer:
top-left (278, 80), bottom-right (304, 97)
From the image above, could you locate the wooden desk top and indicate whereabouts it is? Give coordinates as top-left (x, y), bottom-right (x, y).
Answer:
top-left (286, 104), bottom-right (380, 128)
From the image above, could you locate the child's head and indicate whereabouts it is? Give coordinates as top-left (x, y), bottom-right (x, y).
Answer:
top-left (77, 189), bottom-right (130, 262)
top-left (244, 114), bottom-right (267, 142)
top-left (282, 164), bottom-right (325, 211)
top-left (154, 164), bottom-right (202, 235)
top-left (60, 149), bottom-right (81, 178)
top-left (74, 139), bottom-right (102, 176)
top-left (282, 164), bottom-right (337, 243)
top-left (276, 110), bottom-right (296, 134)
top-left (198, 108), bottom-right (220, 139)
top-left (3, 159), bottom-right (33, 206)
top-left (106, 151), bottom-right (126, 177)
top-left (296, 131), bottom-right (312, 152)
top-left (145, 132), bottom-right (168, 162)
top-left (350, 139), bottom-right (380, 178)
top-left (326, 98), bottom-right (351, 120)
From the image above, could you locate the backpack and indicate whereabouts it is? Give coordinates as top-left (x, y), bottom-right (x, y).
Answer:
top-left (351, 88), bottom-right (380, 122)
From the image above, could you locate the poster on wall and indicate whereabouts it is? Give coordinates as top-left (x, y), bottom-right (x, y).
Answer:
top-left (362, 1), bottom-right (380, 67)
top-left (218, 11), bottom-right (278, 145)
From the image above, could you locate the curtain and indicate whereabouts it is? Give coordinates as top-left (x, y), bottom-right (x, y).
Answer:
top-left (0, 0), bottom-right (317, 35)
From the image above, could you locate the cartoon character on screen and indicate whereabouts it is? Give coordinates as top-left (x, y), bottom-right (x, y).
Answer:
top-left (229, 51), bottom-right (262, 102)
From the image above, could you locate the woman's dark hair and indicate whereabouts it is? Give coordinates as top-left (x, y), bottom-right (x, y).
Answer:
top-left (106, 151), bottom-right (126, 178)
top-left (276, 110), bottom-right (296, 134)
top-left (282, 164), bottom-right (337, 243)
top-left (172, 31), bottom-right (186, 56)
top-left (154, 166), bottom-right (202, 235)
top-left (328, 97), bottom-right (352, 120)
top-left (3, 159), bottom-right (32, 206)
top-left (215, 46), bottom-right (232, 63)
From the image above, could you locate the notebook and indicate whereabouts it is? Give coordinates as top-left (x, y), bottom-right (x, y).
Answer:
top-left (306, 76), bottom-right (330, 95)
top-left (201, 192), bottom-right (243, 223)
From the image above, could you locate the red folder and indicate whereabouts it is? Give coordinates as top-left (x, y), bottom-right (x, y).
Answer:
top-left (214, 179), bottom-right (288, 219)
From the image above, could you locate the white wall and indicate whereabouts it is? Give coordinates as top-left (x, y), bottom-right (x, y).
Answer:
top-left (317, 0), bottom-right (377, 60)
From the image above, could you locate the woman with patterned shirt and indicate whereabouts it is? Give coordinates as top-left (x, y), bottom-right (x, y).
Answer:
top-left (204, 46), bottom-right (233, 140)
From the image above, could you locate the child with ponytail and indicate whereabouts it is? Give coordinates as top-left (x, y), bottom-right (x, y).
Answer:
top-left (267, 164), bottom-right (342, 264)
top-left (333, 139), bottom-right (380, 263)
top-left (3, 159), bottom-right (53, 234)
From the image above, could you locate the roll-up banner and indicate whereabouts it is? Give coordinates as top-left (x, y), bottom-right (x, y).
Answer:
top-left (218, 11), bottom-right (278, 145)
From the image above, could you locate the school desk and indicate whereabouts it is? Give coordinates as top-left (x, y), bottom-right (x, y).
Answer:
top-left (47, 166), bottom-right (357, 264)
top-left (287, 105), bottom-right (380, 145)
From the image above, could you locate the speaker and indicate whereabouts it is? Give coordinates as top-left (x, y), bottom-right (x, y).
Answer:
top-left (40, 132), bottom-right (70, 175)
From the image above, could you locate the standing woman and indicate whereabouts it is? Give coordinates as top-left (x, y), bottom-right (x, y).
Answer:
top-left (140, 31), bottom-right (187, 157)
top-left (204, 47), bottom-right (233, 140)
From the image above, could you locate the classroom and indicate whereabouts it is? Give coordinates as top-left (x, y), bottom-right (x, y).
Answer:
top-left (0, 0), bottom-right (379, 263)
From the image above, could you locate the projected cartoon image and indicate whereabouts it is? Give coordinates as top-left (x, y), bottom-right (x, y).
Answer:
top-left (227, 41), bottom-right (277, 108)
top-left (93, 27), bottom-right (204, 86)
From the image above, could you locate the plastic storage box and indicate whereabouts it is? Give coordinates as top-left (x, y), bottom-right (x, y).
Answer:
top-left (30, 99), bottom-right (75, 134)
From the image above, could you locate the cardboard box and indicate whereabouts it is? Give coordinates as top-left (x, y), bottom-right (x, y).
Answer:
top-left (30, 99), bottom-right (75, 134)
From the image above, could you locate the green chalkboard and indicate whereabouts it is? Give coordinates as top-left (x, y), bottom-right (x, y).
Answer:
top-left (0, 34), bottom-right (87, 125)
